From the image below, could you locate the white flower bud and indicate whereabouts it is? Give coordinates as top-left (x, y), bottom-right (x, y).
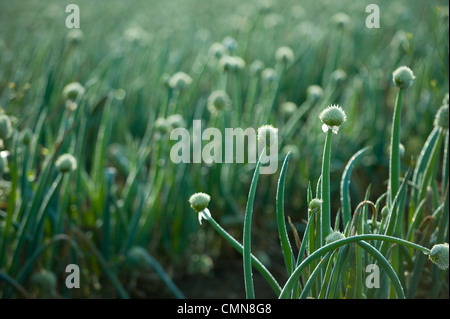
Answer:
top-left (309, 198), bottom-right (323, 214)
top-left (275, 46), bottom-right (295, 65)
top-left (325, 230), bottom-right (345, 244)
top-left (219, 55), bottom-right (245, 72)
top-left (280, 101), bottom-right (297, 117)
top-left (332, 12), bottom-right (350, 29)
top-left (127, 246), bottom-right (149, 269)
top-left (429, 243), bottom-right (449, 270)
top-left (306, 85), bottom-right (324, 103)
top-left (222, 36), bottom-right (237, 52)
top-left (207, 90), bottom-right (231, 114)
top-left (250, 60), bottom-right (265, 76)
top-left (154, 118), bottom-right (170, 135)
top-left (209, 42), bottom-right (226, 59)
top-left (169, 72), bottom-right (193, 91)
top-left (62, 82), bottom-right (85, 101)
top-left (31, 270), bottom-right (57, 297)
top-left (66, 29), bottom-right (84, 45)
top-left (319, 105), bottom-right (347, 134)
top-left (167, 114), bottom-right (186, 129)
top-left (392, 66), bottom-right (415, 89)
top-left (257, 125), bottom-right (278, 147)
top-left (189, 192), bottom-right (211, 213)
top-left (55, 153), bottom-right (77, 173)
top-left (189, 193), bottom-right (212, 225)
top-left (261, 68), bottom-right (277, 84)
top-left (330, 69), bottom-right (347, 84)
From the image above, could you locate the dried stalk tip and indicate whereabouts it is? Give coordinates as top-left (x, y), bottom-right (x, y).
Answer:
top-left (307, 85), bottom-right (324, 103)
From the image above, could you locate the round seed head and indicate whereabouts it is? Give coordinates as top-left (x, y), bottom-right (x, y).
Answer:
top-left (169, 72), bottom-right (193, 91)
top-left (434, 103), bottom-right (449, 129)
top-left (154, 117), bottom-right (170, 134)
top-left (232, 56), bottom-right (246, 71)
top-left (392, 66), bottom-right (415, 89)
top-left (55, 153), bottom-right (77, 173)
top-left (62, 82), bottom-right (85, 101)
top-left (257, 125), bottom-right (278, 147)
top-left (209, 42), bottom-right (226, 59)
top-left (222, 36), bottom-right (237, 52)
top-left (219, 55), bottom-right (245, 72)
top-left (280, 101), bottom-right (297, 117)
top-left (207, 90), bottom-right (231, 114)
top-left (219, 56), bottom-right (233, 71)
top-left (66, 29), bottom-right (84, 45)
top-left (307, 85), bottom-right (324, 103)
top-left (0, 114), bottom-right (13, 140)
top-left (309, 198), bottom-right (323, 214)
top-left (189, 192), bottom-right (211, 213)
top-left (261, 68), bottom-right (277, 84)
top-left (113, 88), bottom-right (126, 101)
top-left (31, 270), bottom-right (57, 296)
top-left (326, 230), bottom-right (345, 244)
top-left (330, 69), bottom-right (347, 84)
top-left (381, 206), bottom-right (389, 218)
top-left (429, 243), bottom-right (449, 270)
top-left (249, 60), bottom-right (265, 76)
top-left (319, 105), bottom-right (347, 128)
top-left (127, 246), bottom-right (149, 269)
top-left (123, 26), bottom-right (151, 44)
top-left (160, 73), bottom-right (172, 88)
top-left (250, 60), bottom-right (265, 76)
top-left (167, 114), bottom-right (186, 129)
top-left (332, 12), bottom-right (350, 29)
top-left (275, 46), bottom-right (295, 65)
